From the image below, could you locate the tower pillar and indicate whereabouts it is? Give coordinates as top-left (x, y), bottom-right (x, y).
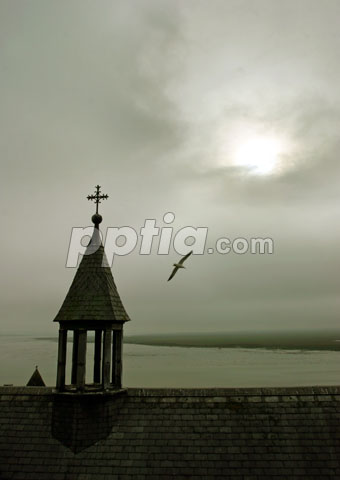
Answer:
top-left (71, 330), bottom-right (79, 384)
top-left (76, 330), bottom-right (87, 390)
top-left (56, 328), bottom-right (67, 391)
top-left (93, 330), bottom-right (102, 383)
top-left (102, 329), bottom-right (112, 389)
top-left (112, 329), bottom-right (123, 388)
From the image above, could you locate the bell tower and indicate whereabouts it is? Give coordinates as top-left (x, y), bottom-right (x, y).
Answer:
top-left (53, 186), bottom-right (130, 392)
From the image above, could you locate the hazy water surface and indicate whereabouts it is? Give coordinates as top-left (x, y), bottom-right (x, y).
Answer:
top-left (0, 335), bottom-right (339, 388)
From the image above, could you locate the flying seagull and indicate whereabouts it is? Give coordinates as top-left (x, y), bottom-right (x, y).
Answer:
top-left (167, 250), bottom-right (193, 281)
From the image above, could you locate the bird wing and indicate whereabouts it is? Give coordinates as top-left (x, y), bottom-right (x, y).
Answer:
top-left (167, 266), bottom-right (179, 281)
top-left (178, 250), bottom-right (193, 265)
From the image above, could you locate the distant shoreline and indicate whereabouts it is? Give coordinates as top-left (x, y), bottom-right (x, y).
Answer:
top-left (34, 330), bottom-right (340, 352)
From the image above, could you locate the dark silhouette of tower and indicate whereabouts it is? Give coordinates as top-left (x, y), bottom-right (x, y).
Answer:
top-left (53, 186), bottom-right (130, 392)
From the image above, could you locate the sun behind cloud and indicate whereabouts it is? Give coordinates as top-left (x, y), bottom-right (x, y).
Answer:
top-left (216, 121), bottom-right (292, 177)
top-left (232, 135), bottom-right (284, 175)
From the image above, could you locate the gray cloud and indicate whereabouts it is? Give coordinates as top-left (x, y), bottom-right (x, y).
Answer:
top-left (175, 96), bottom-right (340, 208)
top-left (0, 0), bottom-right (339, 336)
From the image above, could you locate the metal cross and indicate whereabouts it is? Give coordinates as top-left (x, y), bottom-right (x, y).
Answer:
top-left (87, 185), bottom-right (109, 214)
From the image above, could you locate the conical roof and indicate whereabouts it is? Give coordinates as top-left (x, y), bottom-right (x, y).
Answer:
top-left (53, 227), bottom-right (130, 323)
top-left (27, 367), bottom-right (45, 386)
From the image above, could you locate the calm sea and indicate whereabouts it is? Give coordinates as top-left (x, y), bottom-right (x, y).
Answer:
top-left (0, 335), bottom-right (339, 388)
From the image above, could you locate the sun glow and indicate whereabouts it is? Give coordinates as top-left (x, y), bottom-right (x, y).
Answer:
top-left (233, 136), bottom-right (283, 175)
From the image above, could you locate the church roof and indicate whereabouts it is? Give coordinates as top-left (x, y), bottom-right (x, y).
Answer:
top-left (53, 226), bottom-right (130, 323)
top-left (1, 385), bottom-right (340, 477)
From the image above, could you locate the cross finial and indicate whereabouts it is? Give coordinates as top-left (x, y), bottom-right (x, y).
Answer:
top-left (87, 185), bottom-right (108, 226)
top-left (87, 185), bottom-right (109, 215)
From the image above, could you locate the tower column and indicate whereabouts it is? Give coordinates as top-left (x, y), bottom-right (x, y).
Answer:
top-left (102, 329), bottom-right (112, 389)
top-left (112, 329), bottom-right (123, 388)
top-left (93, 330), bottom-right (102, 383)
top-left (71, 330), bottom-right (79, 384)
top-left (76, 330), bottom-right (87, 390)
top-left (56, 328), bottom-right (67, 391)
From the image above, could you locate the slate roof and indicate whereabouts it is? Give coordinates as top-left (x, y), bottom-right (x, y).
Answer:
top-left (54, 227), bottom-right (130, 323)
top-left (0, 385), bottom-right (339, 479)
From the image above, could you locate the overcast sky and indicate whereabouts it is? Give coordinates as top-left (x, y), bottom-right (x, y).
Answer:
top-left (1, 0), bottom-right (339, 335)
